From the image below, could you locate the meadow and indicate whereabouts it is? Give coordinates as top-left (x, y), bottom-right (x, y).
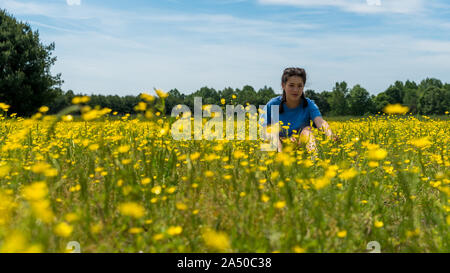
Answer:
top-left (0, 97), bottom-right (449, 253)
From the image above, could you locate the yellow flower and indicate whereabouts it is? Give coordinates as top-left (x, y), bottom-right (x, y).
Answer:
top-left (261, 194), bottom-right (270, 203)
top-left (166, 186), bottom-right (176, 194)
top-left (0, 231), bottom-right (42, 253)
top-left (176, 202), bottom-right (188, 210)
top-left (0, 165), bottom-right (11, 177)
top-left (64, 213), bottom-right (79, 223)
top-left (118, 202), bottom-right (145, 218)
top-left (368, 149), bottom-right (387, 161)
top-left (374, 220), bottom-right (384, 228)
top-left (223, 174), bottom-right (232, 180)
top-left (271, 171), bottom-right (279, 180)
top-left (128, 227), bottom-right (144, 234)
top-left (232, 94), bottom-right (237, 99)
top-left (134, 102), bottom-right (147, 112)
top-left (90, 223), bottom-right (103, 234)
top-left (204, 170), bottom-right (214, 177)
top-left (274, 201), bottom-right (286, 209)
top-left (167, 226), bottom-right (183, 236)
top-left (30, 162), bottom-right (52, 174)
top-left (383, 104), bottom-right (409, 115)
top-left (38, 106), bottom-right (49, 113)
top-left (368, 161), bottom-right (379, 168)
top-left (406, 228), bottom-right (420, 237)
top-left (151, 186), bottom-right (162, 195)
top-left (338, 168), bottom-right (358, 180)
top-left (72, 96), bottom-right (90, 104)
top-left (54, 222), bottom-right (73, 237)
top-left (233, 150), bottom-right (245, 159)
top-left (140, 93), bottom-right (155, 102)
top-left (190, 152), bottom-right (201, 161)
top-left (118, 145), bottom-right (130, 153)
top-left (202, 228), bottom-right (231, 251)
top-left (324, 165), bottom-right (338, 178)
top-left (0, 102), bottom-right (10, 111)
top-left (293, 246), bottom-right (306, 253)
top-left (88, 144), bottom-right (99, 151)
top-left (141, 178), bottom-right (151, 185)
top-left (312, 177), bottom-right (330, 190)
top-left (337, 230), bottom-right (347, 238)
top-left (30, 199), bottom-right (54, 223)
top-left (22, 182), bottom-right (48, 201)
top-left (153, 233), bottom-right (164, 241)
top-left (155, 89), bottom-right (168, 99)
top-left (409, 137), bottom-right (432, 148)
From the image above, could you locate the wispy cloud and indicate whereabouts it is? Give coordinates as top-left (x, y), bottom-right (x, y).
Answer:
top-left (66, 0), bottom-right (81, 6)
top-left (258, 0), bottom-right (425, 14)
top-left (1, 0), bottom-right (448, 96)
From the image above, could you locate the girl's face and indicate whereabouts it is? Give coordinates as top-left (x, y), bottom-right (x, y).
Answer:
top-left (282, 76), bottom-right (304, 103)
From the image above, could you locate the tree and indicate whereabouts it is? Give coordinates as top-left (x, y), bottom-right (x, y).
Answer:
top-left (256, 85), bottom-right (276, 106)
top-left (0, 9), bottom-right (62, 116)
top-left (305, 89), bottom-right (330, 115)
top-left (327, 82), bottom-right (349, 116)
top-left (419, 78), bottom-right (443, 90)
top-left (403, 88), bottom-right (419, 114)
top-left (237, 85), bottom-right (257, 105)
top-left (384, 81), bottom-right (404, 104)
top-left (418, 86), bottom-right (449, 115)
top-left (348, 84), bottom-right (372, 116)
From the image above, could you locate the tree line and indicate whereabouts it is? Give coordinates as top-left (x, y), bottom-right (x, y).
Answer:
top-left (45, 78), bottom-right (450, 117)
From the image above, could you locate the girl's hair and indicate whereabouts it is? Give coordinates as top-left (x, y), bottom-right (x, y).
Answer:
top-left (280, 67), bottom-right (308, 114)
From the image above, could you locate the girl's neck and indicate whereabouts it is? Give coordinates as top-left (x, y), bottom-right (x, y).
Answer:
top-left (285, 97), bottom-right (301, 109)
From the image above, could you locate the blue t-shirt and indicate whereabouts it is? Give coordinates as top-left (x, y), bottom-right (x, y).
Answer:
top-left (260, 96), bottom-right (322, 137)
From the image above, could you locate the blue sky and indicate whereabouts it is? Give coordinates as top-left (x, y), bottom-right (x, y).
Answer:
top-left (1, 0), bottom-right (450, 96)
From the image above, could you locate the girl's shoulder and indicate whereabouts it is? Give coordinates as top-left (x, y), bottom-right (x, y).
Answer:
top-left (266, 95), bottom-right (282, 106)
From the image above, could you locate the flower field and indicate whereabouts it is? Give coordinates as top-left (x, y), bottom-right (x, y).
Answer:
top-left (0, 101), bottom-right (449, 253)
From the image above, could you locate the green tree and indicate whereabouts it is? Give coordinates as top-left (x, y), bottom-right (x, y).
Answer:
top-left (348, 84), bottom-right (372, 116)
top-left (237, 85), bottom-right (257, 105)
top-left (384, 81), bottom-right (404, 104)
top-left (418, 86), bottom-right (449, 115)
top-left (327, 82), bottom-right (349, 116)
top-left (0, 9), bottom-right (62, 116)
top-left (256, 85), bottom-right (276, 106)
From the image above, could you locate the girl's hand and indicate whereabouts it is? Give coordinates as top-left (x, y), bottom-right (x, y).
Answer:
top-left (332, 134), bottom-right (341, 143)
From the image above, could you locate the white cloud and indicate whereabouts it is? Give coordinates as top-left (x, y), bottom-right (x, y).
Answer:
top-left (366, 0), bottom-right (381, 6)
top-left (3, 0), bottom-right (448, 96)
top-left (66, 0), bottom-right (81, 6)
top-left (258, 0), bottom-right (424, 14)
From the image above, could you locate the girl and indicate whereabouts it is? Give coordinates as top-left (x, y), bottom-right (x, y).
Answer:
top-left (260, 67), bottom-right (339, 154)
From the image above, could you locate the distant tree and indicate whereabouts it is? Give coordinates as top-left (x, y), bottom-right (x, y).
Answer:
top-left (373, 92), bottom-right (391, 113)
top-left (327, 82), bottom-right (349, 116)
top-left (418, 86), bottom-right (449, 115)
top-left (0, 9), bottom-right (62, 116)
top-left (165, 88), bottom-right (185, 114)
top-left (237, 85), bottom-right (257, 105)
top-left (256, 85), bottom-right (276, 106)
top-left (348, 84), bottom-right (372, 116)
top-left (419, 78), bottom-right (443, 90)
top-left (305, 89), bottom-right (330, 115)
top-left (403, 88), bottom-right (419, 114)
top-left (384, 81), bottom-right (404, 104)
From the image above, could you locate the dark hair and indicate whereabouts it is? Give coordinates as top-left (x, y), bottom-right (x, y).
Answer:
top-left (280, 67), bottom-right (308, 114)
